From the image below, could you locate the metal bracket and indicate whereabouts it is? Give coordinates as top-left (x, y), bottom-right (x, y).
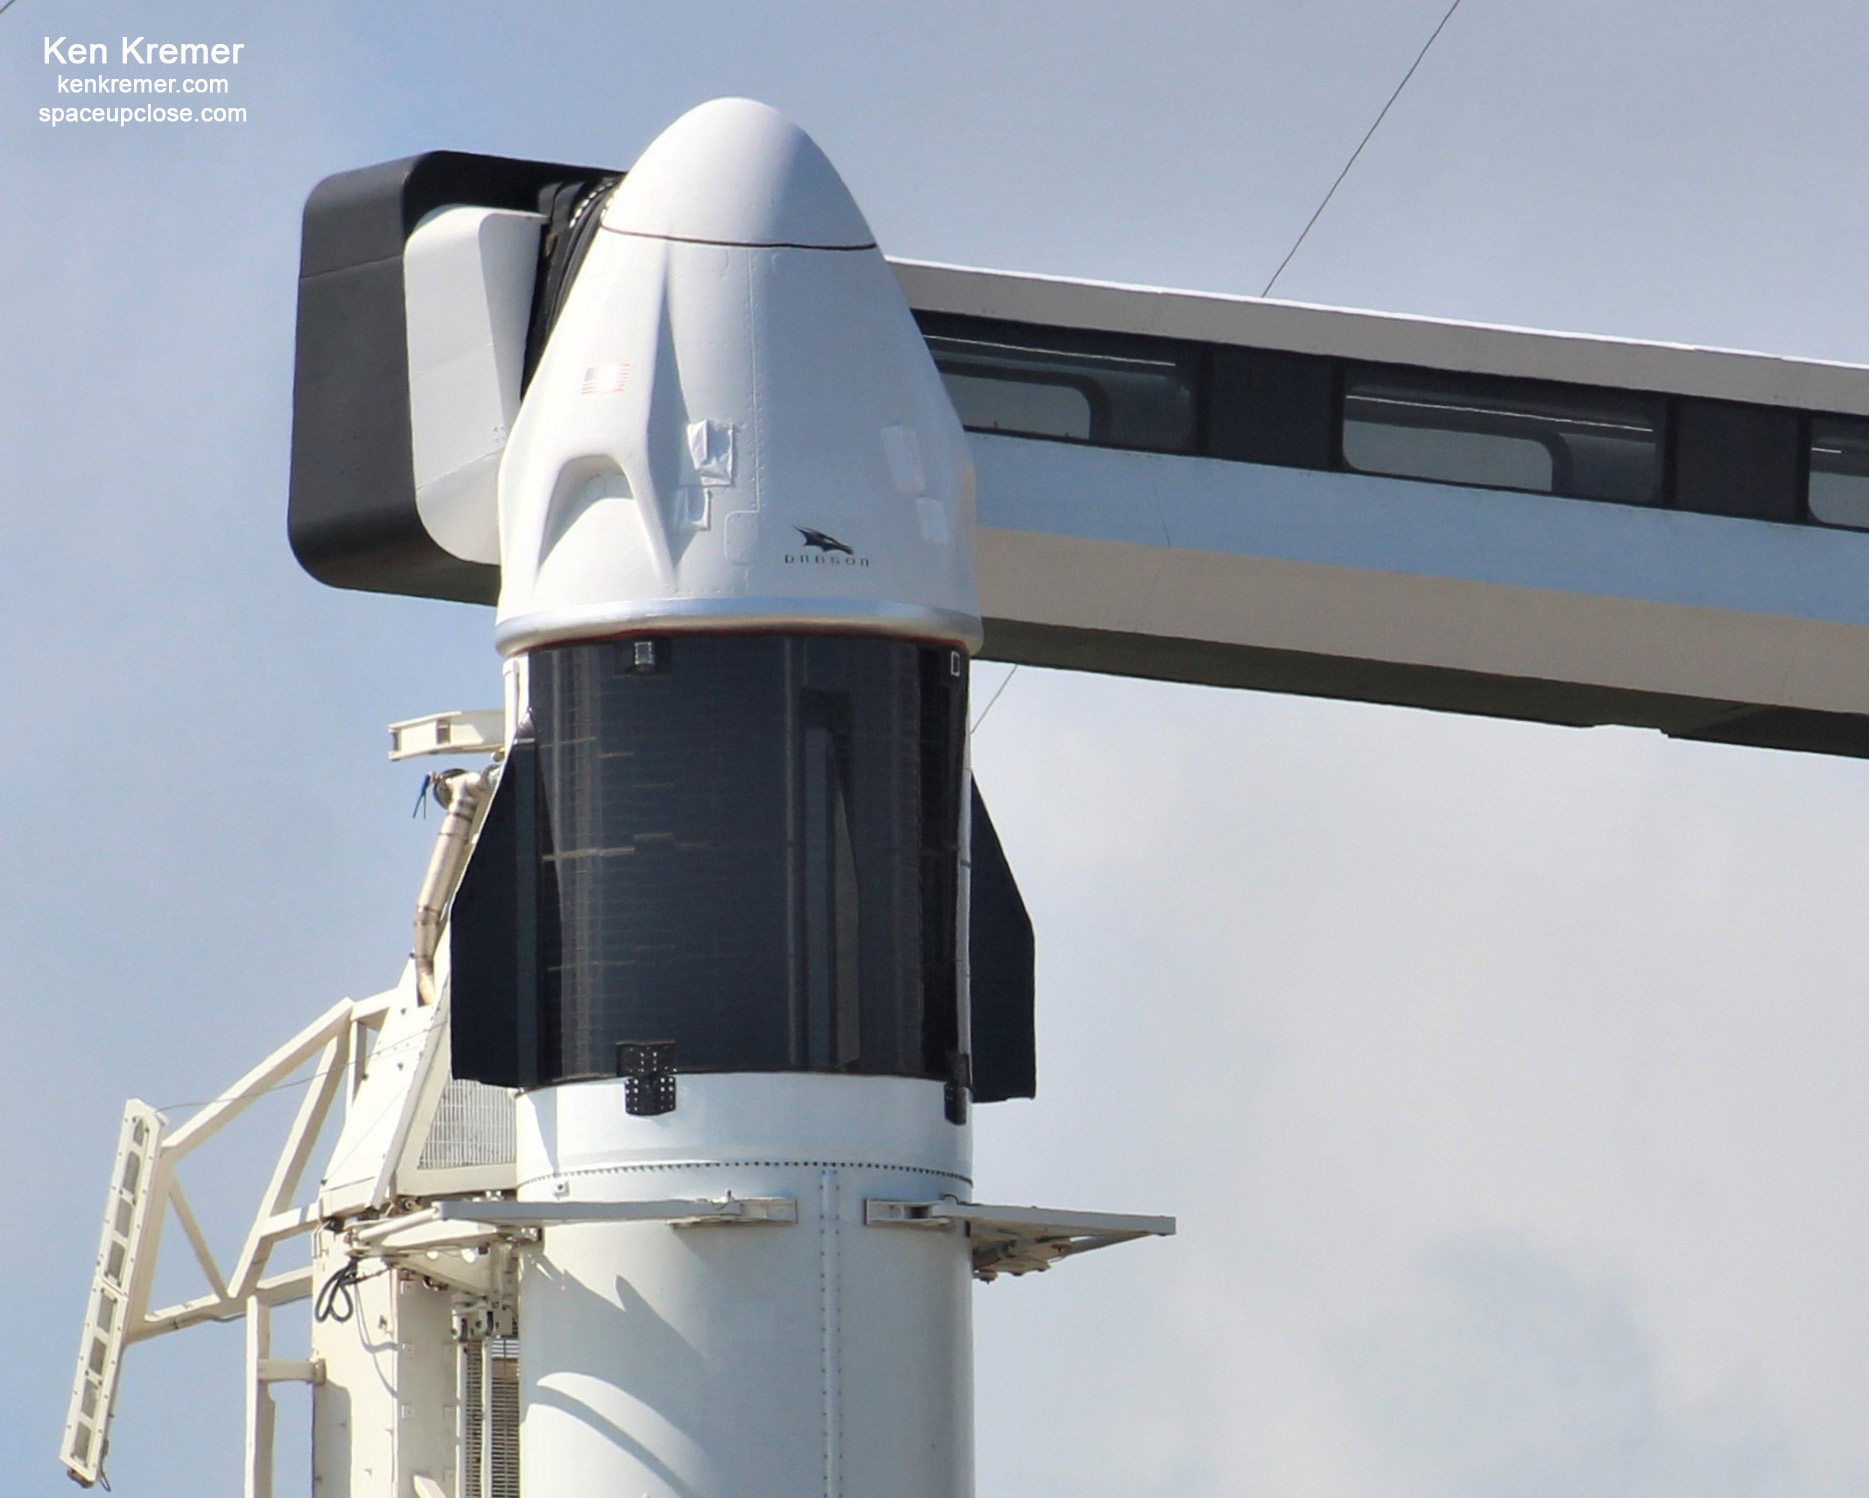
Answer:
top-left (435, 1195), bottom-right (798, 1228)
top-left (865, 1198), bottom-right (1175, 1281)
top-left (255, 1358), bottom-right (325, 1386)
top-left (341, 1194), bottom-right (800, 1259)
top-left (944, 1051), bottom-right (972, 1126)
top-left (387, 709), bottom-right (505, 761)
top-left (617, 1041), bottom-right (677, 1117)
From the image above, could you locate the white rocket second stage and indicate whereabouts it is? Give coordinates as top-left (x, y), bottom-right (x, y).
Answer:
top-left (416, 98), bottom-right (1168, 1498)
top-left (450, 99), bottom-right (983, 1498)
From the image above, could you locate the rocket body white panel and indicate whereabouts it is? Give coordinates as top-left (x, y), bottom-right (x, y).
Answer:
top-left (519, 1070), bottom-right (970, 1180)
top-left (318, 967), bottom-right (436, 1218)
top-left (404, 205), bottom-right (544, 565)
top-left (310, 1231), bottom-right (459, 1498)
top-left (494, 100), bottom-right (980, 654)
top-left (516, 1074), bottom-right (974, 1498)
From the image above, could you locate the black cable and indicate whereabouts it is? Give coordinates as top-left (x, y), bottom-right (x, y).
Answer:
top-left (1261, 0), bottom-right (1468, 298)
top-left (0, 0), bottom-right (29, 20)
top-left (313, 1258), bottom-right (364, 1323)
top-left (522, 176), bottom-right (622, 388)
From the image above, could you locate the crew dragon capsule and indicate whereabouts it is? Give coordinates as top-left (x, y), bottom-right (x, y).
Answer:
top-left (493, 98), bottom-right (981, 653)
top-left (270, 97), bottom-right (1169, 1498)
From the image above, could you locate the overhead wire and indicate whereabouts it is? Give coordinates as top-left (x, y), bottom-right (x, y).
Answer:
top-left (1260, 0), bottom-right (1468, 298)
top-left (152, 1026), bottom-right (432, 1117)
top-left (966, 7), bottom-right (1464, 731)
top-left (969, 664), bottom-right (1020, 734)
top-left (0, 0), bottom-right (29, 20)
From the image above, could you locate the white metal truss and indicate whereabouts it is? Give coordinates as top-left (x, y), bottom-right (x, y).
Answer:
top-left (60, 990), bottom-right (395, 1490)
top-left (61, 719), bottom-right (518, 1494)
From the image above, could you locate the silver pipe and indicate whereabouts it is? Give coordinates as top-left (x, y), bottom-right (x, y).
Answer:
top-left (412, 768), bottom-right (493, 1006)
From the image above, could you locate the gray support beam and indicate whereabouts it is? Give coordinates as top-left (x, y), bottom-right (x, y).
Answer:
top-left (970, 434), bottom-right (1869, 757)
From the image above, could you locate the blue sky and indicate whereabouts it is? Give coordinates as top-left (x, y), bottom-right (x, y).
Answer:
top-left (4, 2), bottom-right (1868, 1494)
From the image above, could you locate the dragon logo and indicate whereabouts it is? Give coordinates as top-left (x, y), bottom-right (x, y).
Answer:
top-left (795, 527), bottom-right (855, 556)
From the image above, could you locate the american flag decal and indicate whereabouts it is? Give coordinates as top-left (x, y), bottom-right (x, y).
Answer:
top-left (580, 363), bottom-right (631, 396)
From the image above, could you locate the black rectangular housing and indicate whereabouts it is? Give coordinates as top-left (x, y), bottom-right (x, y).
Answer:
top-left (289, 151), bottom-right (613, 605)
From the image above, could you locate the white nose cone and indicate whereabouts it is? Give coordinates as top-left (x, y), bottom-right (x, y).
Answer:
top-left (494, 99), bottom-right (980, 655)
top-left (602, 97), bottom-right (875, 249)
